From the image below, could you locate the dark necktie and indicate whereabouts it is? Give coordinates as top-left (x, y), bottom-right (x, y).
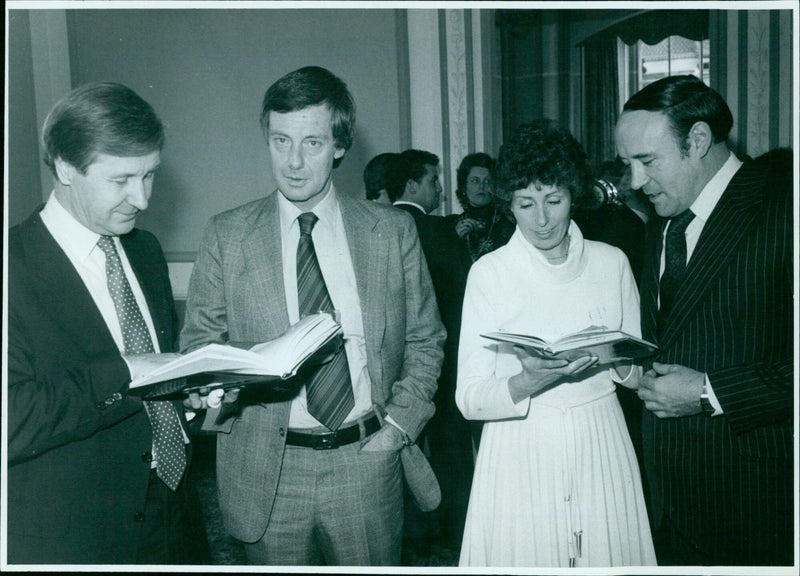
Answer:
top-left (296, 213), bottom-right (354, 431)
top-left (659, 209), bottom-right (695, 323)
top-left (97, 236), bottom-right (186, 491)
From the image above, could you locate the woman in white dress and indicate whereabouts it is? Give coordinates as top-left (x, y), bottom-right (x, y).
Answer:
top-left (457, 120), bottom-right (656, 568)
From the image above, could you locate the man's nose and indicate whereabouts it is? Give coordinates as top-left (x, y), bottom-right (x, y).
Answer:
top-left (629, 163), bottom-right (649, 190)
top-left (127, 179), bottom-right (150, 211)
top-left (288, 144), bottom-right (303, 169)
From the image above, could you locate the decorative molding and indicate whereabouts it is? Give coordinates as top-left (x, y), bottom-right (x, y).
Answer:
top-left (445, 9), bottom-right (469, 214)
top-left (405, 8), bottom-right (492, 216)
top-left (746, 11), bottom-right (771, 157)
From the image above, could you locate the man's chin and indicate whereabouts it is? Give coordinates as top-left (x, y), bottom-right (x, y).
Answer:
top-left (108, 221), bottom-right (137, 236)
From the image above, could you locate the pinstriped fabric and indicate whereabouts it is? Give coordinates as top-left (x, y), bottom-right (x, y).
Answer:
top-left (640, 161), bottom-right (793, 565)
top-left (296, 213), bottom-right (354, 431)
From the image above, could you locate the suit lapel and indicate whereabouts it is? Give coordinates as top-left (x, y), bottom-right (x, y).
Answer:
top-left (338, 192), bottom-right (386, 356)
top-left (21, 214), bottom-right (120, 358)
top-left (657, 163), bottom-right (763, 348)
top-left (241, 192), bottom-right (291, 335)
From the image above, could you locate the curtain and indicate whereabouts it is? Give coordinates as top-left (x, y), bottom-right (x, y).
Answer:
top-left (582, 35), bottom-right (619, 169)
top-left (606, 9), bottom-right (708, 46)
top-left (580, 9), bottom-right (710, 168)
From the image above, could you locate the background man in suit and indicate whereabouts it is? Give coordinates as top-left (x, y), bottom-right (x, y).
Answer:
top-left (179, 66), bottom-right (445, 565)
top-left (6, 82), bottom-right (208, 564)
top-left (615, 75), bottom-right (793, 566)
top-left (388, 148), bottom-right (476, 554)
top-left (388, 148), bottom-right (443, 214)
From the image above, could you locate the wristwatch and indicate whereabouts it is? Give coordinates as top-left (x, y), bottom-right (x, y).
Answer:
top-left (700, 383), bottom-right (714, 416)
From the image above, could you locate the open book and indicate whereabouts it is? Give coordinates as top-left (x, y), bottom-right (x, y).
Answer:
top-left (481, 326), bottom-right (657, 365)
top-left (129, 313), bottom-right (343, 396)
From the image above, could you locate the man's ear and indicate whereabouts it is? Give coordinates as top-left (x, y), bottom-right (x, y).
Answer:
top-left (687, 121), bottom-right (713, 158)
top-left (404, 179), bottom-right (416, 198)
top-left (53, 158), bottom-right (74, 186)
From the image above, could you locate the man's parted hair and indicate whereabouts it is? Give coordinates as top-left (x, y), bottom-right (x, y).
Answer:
top-left (42, 82), bottom-right (164, 176)
top-left (259, 66), bottom-right (356, 152)
top-left (385, 149), bottom-right (439, 202)
top-left (623, 75), bottom-right (733, 153)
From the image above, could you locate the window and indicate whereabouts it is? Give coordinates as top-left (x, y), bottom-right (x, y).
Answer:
top-left (618, 36), bottom-right (710, 104)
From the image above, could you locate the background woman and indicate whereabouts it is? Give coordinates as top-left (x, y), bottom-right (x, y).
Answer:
top-left (456, 120), bottom-right (655, 567)
top-left (454, 152), bottom-right (515, 261)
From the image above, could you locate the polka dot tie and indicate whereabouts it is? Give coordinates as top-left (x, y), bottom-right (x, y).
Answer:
top-left (296, 213), bottom-right (354, 431)
top-left (97, 235), bottom-right (186, 491)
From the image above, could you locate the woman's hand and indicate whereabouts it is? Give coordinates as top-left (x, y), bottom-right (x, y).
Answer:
top-left (507, 348), bottom-right (598, 404)
top-left (455, 217), bottom-right (486, 238)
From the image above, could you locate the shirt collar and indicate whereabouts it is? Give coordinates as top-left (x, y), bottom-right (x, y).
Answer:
top-left (278, 182), bottom-right (340, 234)
top-left (393, 200), bottom-right (427, 214)
top-left (40, 192), bottom-right (106, 260)
top-left (689, 152), bottom-right (742, 223)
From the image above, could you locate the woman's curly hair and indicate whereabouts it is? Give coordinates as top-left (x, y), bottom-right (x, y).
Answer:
top-left (494, 119), bottom-right (592, 210)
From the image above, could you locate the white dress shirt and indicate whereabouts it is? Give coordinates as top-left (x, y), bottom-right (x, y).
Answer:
top-left (659, 152), bottom-right (742, 415)
top-left (40, 193), bottom-right (162, 354)
top-left (278, 185), bottom-right (373, 429)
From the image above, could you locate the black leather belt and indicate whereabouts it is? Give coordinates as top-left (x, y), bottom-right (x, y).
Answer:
top-left (286, 415), bottom-right (381, 450)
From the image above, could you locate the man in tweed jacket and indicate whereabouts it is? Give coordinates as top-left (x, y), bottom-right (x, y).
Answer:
top-left (180, 66), bottom-right (445, 565)
top-left (615, 75), bottom-right (793, 566)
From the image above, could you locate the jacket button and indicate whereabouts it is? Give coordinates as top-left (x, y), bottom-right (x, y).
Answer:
top-left (141, 451), bottom-right (153, 463)
top-left (279, 427), bottom-right (285, 437)
top-left (133, 512), bottom-right (145, 522)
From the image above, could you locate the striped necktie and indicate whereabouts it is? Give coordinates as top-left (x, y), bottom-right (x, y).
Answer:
top-left (97, 235), bottom-right (186, 491)
top-left (296, 213), bottom-right (354, 431)
top-left (658, 209), bottom-right (695, 327)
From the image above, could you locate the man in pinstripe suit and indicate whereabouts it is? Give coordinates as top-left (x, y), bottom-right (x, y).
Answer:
top-left (615, 75), bottom-right (793, 566)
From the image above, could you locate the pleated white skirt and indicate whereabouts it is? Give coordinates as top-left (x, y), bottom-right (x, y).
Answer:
top-left (459, 389), bottom-right (656, 567)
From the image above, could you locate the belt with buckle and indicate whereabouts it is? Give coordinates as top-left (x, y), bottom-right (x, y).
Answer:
top-left (285, 415), bottom-right (381, 450)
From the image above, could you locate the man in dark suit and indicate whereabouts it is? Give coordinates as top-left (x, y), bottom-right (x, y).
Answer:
top-left (179, 67), bottom-right (445, 565)
top-left (6, 82), bottom-right (208, 564)
top-left (615, 75), bottom-right (793, 566)
top-left (389, 149), bottom-right (476, 552)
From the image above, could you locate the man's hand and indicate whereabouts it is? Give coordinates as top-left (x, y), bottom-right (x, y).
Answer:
top-left (638, 362), bottom-right (704, 418)
top-left (360, 422), bottom-right (405, 452)
top-left (183, 387), bottom-right (240, 411)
